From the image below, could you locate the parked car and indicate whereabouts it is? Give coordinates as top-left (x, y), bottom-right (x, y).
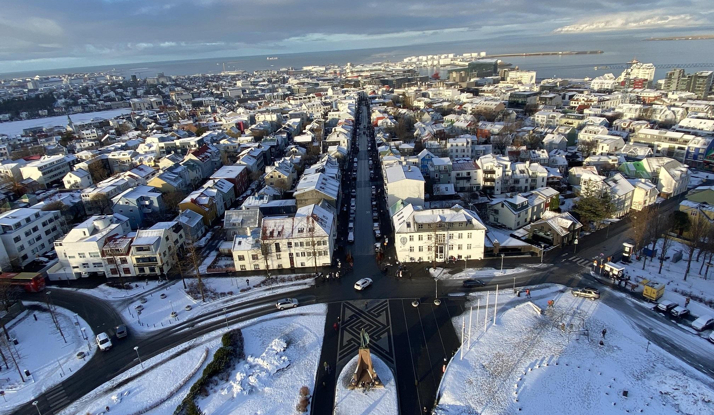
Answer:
top-left (571, 287), bottom-right (600, 300)
top-left (709, 331), bottom-right (714, 344)
top-left (347, 231), bottom-right (355, 243)
top-left (374, 229), bottom-right (381, 239)
top-left (692, 315), bottom-right (714, 331)
top-left (96, 332), bottom-right (112, 351)
top-left (354, 278), bottom-right (373, 291)
top-left (115, 325), bottom-right (128, 339)
top-left (462, 279), bottom-right (486, 288)
top-left (670, 306), bottom-right (690, 319)
top-left (348, 221), bottom-right (355, 231)
top-left (656, 300), bottom-right (678, 313)
top-left (276, 298), bottom-right (299, 310)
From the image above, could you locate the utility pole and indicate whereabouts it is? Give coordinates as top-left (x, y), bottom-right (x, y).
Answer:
top-left (484, 292), bottom-right (489, 331)
top-left (493, 285), bottom-right (499, 325)
top-left (467, 306), bottom-right (473, 350)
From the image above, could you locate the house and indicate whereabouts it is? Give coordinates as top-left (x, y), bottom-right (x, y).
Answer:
top-left (210, 165), bottom-right (249, 196)
top-left (177, 209), bottom-right (207, 241)
top-left (112, 185), bottom-right (166, 229)
top-left (531, 187), bottom-right (560, 211)
top-left (628, 179), bottom-right (659, 211)
top-left (127, 222), bottom-right (186, 277)
top-left (427, 157), bottom-right (453, 185)
top-left (50, 214), bottom-right (131, 279)
top-left (179, 188), bottom-right (220, 226)
top-left (605, 173), bottom-right (635, 218)
top-left (543, 134), bottom-right (567, 152)
top-left (148, 165), bottom-right (192, 194)
top-left (81, 176), bottom-right (134, 215)
top-left (524, 211), bottom-right (582, 247)
top-left (19, 155), bottom-right (75, 187)
top-left (0, 208), bottom-right (64, 270)
top-left (231, 202), bottom-right (336, 271)
top-left (685, 185), bottom-right (714, 204)
top-left (450, 160), bottom-right (481, 192)
top-left (202, 179), bottom-right (235, 211)
top-left (679, 200), bottom-right (714, 222)
top-left (385, 165), bottom-right (425, 209)
top-left (487, 194), bottom-right (546, 230)
top-left (224, 209), bottom-right (262, 239)
top-left (392, 204), bottom-right (486, 263)
top-left (63, 169), bottom-right (93, 190)
top-left (294, 172), bottom-right (340, 209)
top-left (264, 160), bottom-right (297, 191)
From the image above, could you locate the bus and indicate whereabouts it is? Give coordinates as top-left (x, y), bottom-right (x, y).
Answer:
top-left (0, 272), bottom-right (46, 293)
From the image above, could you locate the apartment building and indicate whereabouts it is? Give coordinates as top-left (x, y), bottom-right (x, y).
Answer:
top-left (20, 155), bottom-right (76, 187)
top-left (392, 204), bottom-right (487, 264)
top-left (0, 208), bottom-right (64, 269)
top-left (632, 128), bottom-right (712, 166)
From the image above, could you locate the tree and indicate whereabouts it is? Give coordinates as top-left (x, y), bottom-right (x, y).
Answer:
top-left (631, 206), bottom-right (657, 270)
top-left (194, 126), bottom-right (208, 137)
top-left (672, 211), bottom-right (691, 236)
top-left (658, 214), bottom-right (676, 274)
top-left (88, 161), bottom-right (110, 183)
top-left (183, 239), bottom-right (205, 302)
top-left (684, 215), bottom-right (709, 281)
top-left (577, 139), bottom-right (598, 157)
top-left (490, 134), bottom-right (511, 155)
top-left (572, 194), bottom-right (614, 232)
top-left (88, 194), bottom-right (113, 215)
top-left (162, 190), bottom-right (186, 214)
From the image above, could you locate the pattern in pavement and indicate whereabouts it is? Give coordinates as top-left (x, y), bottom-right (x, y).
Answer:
top-left (338, 300), bottom-right (394, 366)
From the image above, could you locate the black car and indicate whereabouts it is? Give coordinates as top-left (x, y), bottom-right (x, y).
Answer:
top-left (462, 279), bottom-right (485, 288)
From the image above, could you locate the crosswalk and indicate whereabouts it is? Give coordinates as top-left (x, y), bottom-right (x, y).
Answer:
top-left (45, 384), bottom-right (70, 413)
top-left (564, 255), bottom-right (599, 267)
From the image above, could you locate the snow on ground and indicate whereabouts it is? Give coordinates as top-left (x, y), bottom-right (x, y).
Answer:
top-left (436, 284), bottom-right (714, 415)
top-left (688, 171), bottom-right (714, 188)
top-left (196, 304), bottom-right (326, 414)
top-left (199, 251), bottom-right (219, 273)
top-left (334, 354), bottom-right (397, 415)
top-left (0, 304), bottom-right (95, 414)
top-left (621, 238), bottom-right (714, 319)
top-left (0, 109), bottom-right (130, 138)
top-left (58, 275), bottom-right (314, 334)
top-left (430, 267), bottom-right (529, 280)
top-left (62, 304), bottom-right (326, 415)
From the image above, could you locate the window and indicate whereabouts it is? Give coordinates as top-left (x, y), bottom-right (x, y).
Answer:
top-left (25, 230), bottom-right (32, 237)
top-left (32, 226), bottom-right (39, 233)
top-left (122, 268), bottom-right (130, 274)
top-left (409, 235), bottom-right (414, 242)
top-left (120, 258), bottom-right (128, 264)
top-left (276, 253), bottom-right (282, 260)
top-left (240, 265), bottom-right (246, 271)
top-left (90, 252), bottom-right (100, 258)
top-left (427, 235), bottom-right (432, 241)
top-left (409, 246), bottom-right (414, 252)
top-left (287, 242), bottom-right (292, 248)
top-left (467, 244), bottom-right (472, 250)
top-left (448, 245), bottom-right (453, 251)
top-left (93, 262), bottom-right (102, 267)
top-left (467, 232), bottom-right (472, 238)
top-left (13, 236), bottom-right (20, 243)
top-left (251, 254), bottom-right (259, 261)
top-left (458, 233), bottom-right (463, 239)
top-left (82, 263), bottom-right (89, 268)
top-left (237, 255), bottom-right (245, 261)
top-left (300, 262), bottom-right (305, 267)
top-left (418, 246), bottom-right (423, 252)
top-left (110, 268), bottom-right (119, 275)
top-left (418, 224), bottom-right (423, 230)
top-left (275, 243), bottom-right (281, 252)
top-left (78, 253), bottom-right (86, 258)
top-left (149, 267), bottom-right (156, 273)
top-left (458, 244), bottom-right (462, 250)
top-left (138, 267), bottom-right (145, 273)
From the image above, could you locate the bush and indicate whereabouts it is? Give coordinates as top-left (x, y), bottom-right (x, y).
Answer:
top-left (185, 401), bottom-right (202, 415)
top-left (296, 397), bottom-right (309, 412)
top-left (299, 386), bottom-right (310, 397)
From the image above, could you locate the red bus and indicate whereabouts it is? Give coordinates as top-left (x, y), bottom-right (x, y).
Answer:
top-left (0, 272), bottom-right (46, 293)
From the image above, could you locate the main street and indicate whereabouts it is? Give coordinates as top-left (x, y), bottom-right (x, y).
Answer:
top-left (15, 106), bottom-right (710, 414)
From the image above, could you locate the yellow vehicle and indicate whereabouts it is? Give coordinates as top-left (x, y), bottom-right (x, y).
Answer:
top-left (642, 279), bottom-right (665, 302)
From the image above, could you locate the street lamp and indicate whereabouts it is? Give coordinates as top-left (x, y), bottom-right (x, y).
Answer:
top-left (433, 278), bottom-right (441, 306)
top-left (32, 401), bottom-right (41, 415)
top-left (574, 239), bottom-right (579, 254)
top-left (500, 253), bottom-right (505, 273)
top-left (134, 346), bottom-right (143, 368)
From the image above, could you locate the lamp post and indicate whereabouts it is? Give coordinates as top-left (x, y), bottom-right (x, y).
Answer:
top-left (433, 278), bottom-right (441, 306)
top-left (134, 346), bottom-right (143, 368)
top-left (32, 401), bottom-right (41, 415)
top-left (574, 239), bottom-right (579, 254)
top-left (223, 307), bottom-right (229, 328)
top-left (500, 253), bottom-right (505, 273)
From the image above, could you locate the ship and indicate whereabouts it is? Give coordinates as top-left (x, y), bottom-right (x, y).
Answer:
top-left (267, 57), bottom-right (279, 61)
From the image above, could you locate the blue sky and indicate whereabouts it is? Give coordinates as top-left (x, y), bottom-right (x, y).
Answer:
top-left (1, 0), bottom-right (712, 73)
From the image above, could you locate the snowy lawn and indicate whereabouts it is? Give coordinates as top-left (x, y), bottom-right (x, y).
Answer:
top-left (0, 304), bottom-right (95, 414)
top-left (58, 275), bottom-right (315, 334)
top-left (430, 266), bottom-right (531, 280)
top-left (621, 238), bottom-right (714, 320)
top-left (62, 304), bottom-right (326, 415)
top-left (436, 284), bottom-right (714, 415)
top-left (334, 354), bottom-right (397, 415)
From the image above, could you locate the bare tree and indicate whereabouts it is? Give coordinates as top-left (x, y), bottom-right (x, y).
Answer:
top-left (162, 190), bottom-right (186, 214)
top-left (577, 139), bottom-right (598, 157)
top-left (490, 134), bottom-right (511, 155)
top-left (88, 194), bottom-right (113, 215)
top-left (684, 216), bottom-right (710, 281)
top-left (88, 161), bottom-right (110, 183)
top-left (631, 206), bottom-right (657, 270)
top-left (658, 215), bottom-right (676, 274)
top-left (183, 239), bottom-right (205, 302)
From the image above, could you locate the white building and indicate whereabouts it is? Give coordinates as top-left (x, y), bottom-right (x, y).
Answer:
top-left (384, 165), bottom-right (425, 208)
top-left (63, 169), bottom-right (93, 190)
top-left (0, 208), bottom-right (64, 269)
top-left (20, 155), bottom-right (75, 187)
top-left (232, 203), bottom-right (336, 271)
top-left (628, 179), bottom-right (658, 211)
top-left (392, 204), bottom-right (486, 263)
top-left (51, 214), bottom-right (131, 280)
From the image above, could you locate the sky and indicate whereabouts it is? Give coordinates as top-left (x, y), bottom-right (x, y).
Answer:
top-left (1, 0), bottom-right (713, 73)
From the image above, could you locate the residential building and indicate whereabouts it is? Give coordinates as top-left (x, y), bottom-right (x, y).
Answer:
top-left (63, 169), bottom-right (93, 190)
top-left (385, 165), bottom-right (425, 208)
top-left (177, 209), bottom-right (207, 241)
top-left (628, 179), bottom-right (658, 211)
top-left (487, 194), bottom-right (546, 230)
top-left (392, 204), bottom-right (487, 263)
top-left (210, 165), bottom-right (249, 196)
top-left (0, 208), bottom-right (64, 269)
top-left (264, 160), bottom-right (297, 191)
top-left (19, 155), bottom-right (75, 187)
top-left (450, 160), bottom-right (481, 192)
top-left (112, 185), bottom-right (166, 229)
top-left (51, 214), bottom-right (131, 279)
top-left (524, 211), bottom-right (582, 248)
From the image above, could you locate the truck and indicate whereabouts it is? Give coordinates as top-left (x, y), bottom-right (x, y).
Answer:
top-left (642, 279), bottom-right (665, 302)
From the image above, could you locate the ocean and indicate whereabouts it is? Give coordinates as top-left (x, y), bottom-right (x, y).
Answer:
top-left (2, 32), bottom-right (713, 81)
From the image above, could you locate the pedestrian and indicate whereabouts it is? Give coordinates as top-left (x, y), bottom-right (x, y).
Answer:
top-left (547, 300), bottom-right (554, 308)
top-left (33, 313), bottom-right (37, 321)
top-left (526, 289), bottom-right (531, 298)
top-left (685, 297), bottom-right (691, 308)
top-left (601, 328), bottom-right (607, 338)
top-left (246, 279), bottom-right (250, 286)
top-left (333, 322), bottom-right (338, 331)
top-left (324, 361), bottom-right (328, 372)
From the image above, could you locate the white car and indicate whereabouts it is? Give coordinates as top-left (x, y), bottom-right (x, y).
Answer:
top-left (96, 332), bottom-right (112, 351)
top-left (276, 298), bottom-right (299, 310)
top-left (692, 315), bottom-right (714, 331)
top-left (354, 278), bottom-right (373, 291)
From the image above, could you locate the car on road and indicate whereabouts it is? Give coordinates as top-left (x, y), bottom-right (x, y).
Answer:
top-left (692, 315), bottom-right (714, 331)
top-left (96, 332), bottom-right (112, 351)
top-left (347, 231), bottom-right (354, 243)
top-left (374, 229), bottom-right (381, 239)
top-left (115, 325), bottom-right (128, 339)
top-left (372, 210), bottom-right (379, 220)
top-left (571, 287), bottom-right (600, 300)
top-left (670, 306), bottom-right (690, 319)
top-left (373, 221), bottom-right (380, 230)
top-left (354, 278), bottom-right (373, 291)
top-left (656, 300), bottom-right (678, 313)
top-left (276, 298), bottom-right (299, 310)
top-left (462, 279), bottom-right (486, 288)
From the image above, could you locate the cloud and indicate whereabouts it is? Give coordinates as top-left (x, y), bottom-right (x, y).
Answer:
top-left (554, 12), bottom-right (706, 33)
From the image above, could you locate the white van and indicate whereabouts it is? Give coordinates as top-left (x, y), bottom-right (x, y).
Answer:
top-left (692, 315), bottom-right (714, 331)
top-left (96, 332), bottom-right (112, 351)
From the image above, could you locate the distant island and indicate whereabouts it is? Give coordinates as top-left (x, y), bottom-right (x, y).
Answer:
top-left (644, 35), bottom-right (714, 41)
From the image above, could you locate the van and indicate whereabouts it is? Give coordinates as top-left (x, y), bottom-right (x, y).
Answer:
top-left (96, 332), bottom-right (112, 351)
top-left (692, 315), bottom-right (714, 331)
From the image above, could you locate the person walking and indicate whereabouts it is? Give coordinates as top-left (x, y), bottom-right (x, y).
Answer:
top-left (685, 297), bottom-right (691, 308)
top-left (526, 289), bottom-right (531, 298)
top-left (601, 328), bottom-right (607, 338)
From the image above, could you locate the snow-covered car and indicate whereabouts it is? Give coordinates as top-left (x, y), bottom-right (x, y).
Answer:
top-left (656, 300), bottom-right (678, 313)
top-left (571, 287), bottom-right (600, 300)
top-left (276, 298), bottom-right (299, 310)
top-left (670, 306), bottom-right (690, 319)
top-left (354, 278), bottom-right (373, 291)
top-left (96, 332), bottom-right (112, 351)
top-left (462, 279), bottom-right (486, 288)
top-left (692, 315), bottom-right (714, 331)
